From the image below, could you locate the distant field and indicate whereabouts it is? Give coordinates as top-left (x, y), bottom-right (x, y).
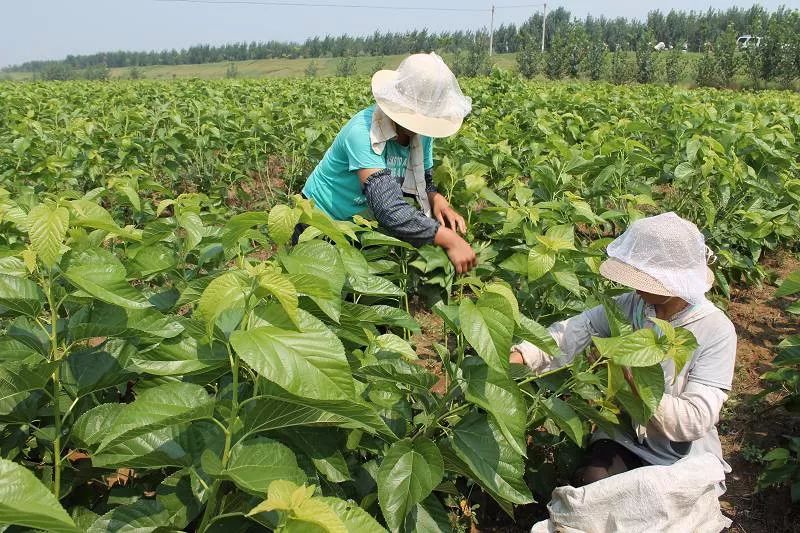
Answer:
top-left (4, 53), bottom-right (517, 81)
top-left (107, 53), bottom-right (518, 80)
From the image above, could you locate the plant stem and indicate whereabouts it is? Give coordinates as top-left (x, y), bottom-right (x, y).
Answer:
top-left (199, 343), bottom-right (239, 533)
top-left (45, 274), bottom-right (63, 500)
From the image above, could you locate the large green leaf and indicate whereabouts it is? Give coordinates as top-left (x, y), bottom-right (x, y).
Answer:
top-left (157, 471), bottom-right (207, 529)
top-left (68, 303), bottom-right (183, 342)
top-left (196, 270), bottom-right (249, 329)
top-left (347, 274), bottom-right (403, 297)
top-left (128, 243), bottom-right (177, 276)
top-left (377, 437), bottom-right (444, 532)
top-left (461, 357), bottom-right (527, 456)
top-left (404, 494), bottom-right (451, 533)
top-left (231, 309), bottom-right (353, 400)
top-left (268, 204), bottom-right (301, 246)
top-left (776, 269), bottom-right (800, 298)
top-left (281, 241), bottom-right (346, 321)
top-left (73, 413), bottom-right (224, 469)
top-left (221, 211), bottom-right (270, 250)
top-left (283, 428), bottom-right (351, 482)
top-left (128, 333), bottom-right (228, 377)
top-left (26, 203), bottom-right (69, 268)
top-left (515, 315), bottom-right (559, 357)
top-left (445, 411), bottom-right (533, 505)
top-left (625, 363), bottom-right (666, 424)
top-left (527, 245), bottom-right (556, 282)
top-left (458, 293), bottom-right (515, 372)
top-left (319, 497), bottom-right (387, 533)
top-left (0, 458), bottom-right (79, 533)
top-left (0, 274), bottom-right (43, 317)
top-left (92, 382), bottom-right (215, 452)
top-left (61, 340), bottom-right (136, 397)
top-left (357, 359), bottom-right (438, 391)
top-left (592, 329), bottom-right (666, 367)
top-left (63, 249), bottom-right (151, 309)
top-left (541, 396), bottom-right (585, 446)
top-left (241, 382), bottom-right (394, 439)
top-left (205, 437), bottom-right (306, 495)
top-left (257, 269), bottom-right (299, 328)
top-left (0, 359), bottom-right (56, 415)
top-left (87, 499), bottom-right (174, 533)
top-left (69, 199), bottom-right (135, 239)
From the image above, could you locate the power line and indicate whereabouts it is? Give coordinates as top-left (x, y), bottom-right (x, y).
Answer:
top-left (153, 0), bottom-right (486, 12)
top-left (153, 0), bottom-right (545, 12)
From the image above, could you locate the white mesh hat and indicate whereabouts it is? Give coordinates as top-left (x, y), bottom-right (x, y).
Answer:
top-left (599, 212), bottom-right (715, 305)
top-left (372, 52), bottom-right (472, 138)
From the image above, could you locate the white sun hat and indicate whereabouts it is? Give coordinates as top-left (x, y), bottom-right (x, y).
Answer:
top-left (599, 212), bottom-right (715, 305)
top-left (371, 52), bottom-right (472, 138)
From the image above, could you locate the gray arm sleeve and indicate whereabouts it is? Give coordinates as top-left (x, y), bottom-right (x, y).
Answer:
top-left (363, 169), bottom-right (440, 248)
top-left (425, 169), bottom-right (437, 194)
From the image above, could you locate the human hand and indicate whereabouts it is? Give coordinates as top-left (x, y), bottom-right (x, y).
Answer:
top-left (431, 194), bottom-right (467, 235)
top-left (434, 227), bottom-right (477, 274)
top-left (510, 350), bottom-right (525, 365)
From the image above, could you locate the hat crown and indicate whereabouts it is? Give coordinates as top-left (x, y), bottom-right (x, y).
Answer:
top-left (372, 52), bottom-right (472, 123)
top-left (606, 212), bottom-right (713, 304)
top-left (393, 54), bottom-right (454, 110)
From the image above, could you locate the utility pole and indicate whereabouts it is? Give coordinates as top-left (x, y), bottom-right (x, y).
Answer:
top-left (489, 4), bottom-right (496, 56)
top-left (541, 2), bottom-right (547, 53)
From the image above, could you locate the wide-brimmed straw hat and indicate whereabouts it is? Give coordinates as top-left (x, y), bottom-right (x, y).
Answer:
top-left (598, 212), bottom-right (715, 304)
top-left (371, 52), bottom-right (472, 138)
top-left (599, 257), bottom-right (714, 298)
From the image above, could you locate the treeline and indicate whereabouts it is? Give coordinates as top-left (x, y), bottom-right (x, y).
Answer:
top-left (506, 18), bottom-right (799, 90)
top-left (5, 4), bottom-right (797, 75)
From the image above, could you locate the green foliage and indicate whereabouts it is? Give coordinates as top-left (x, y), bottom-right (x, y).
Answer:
top-left (635, 34), bottom-right (656, 84)
top-left (305, 60), bottom-right (319, 78)
top-left (516, 36), bottom-right (543, 79)
top-left (715, 24), bottom-right (740, 87)
top-left (758, 268), bottom-right (800, 501)
top-left (128, 66), bottom-right (143, 80)
top-left (451, 39), bottom-right (491, 78)
top-left (335, 56), bottom-right (357, 78)
top-left (664, 47), bottom-right (686, 85)
top-left (584, 42), bottom-right (606, 81)
top-left (0, 77), bottom-right (798, 531)
top-left (609, 47), bottom-right (633, 84)
top-left (225, 62), bottom-right (239, 79)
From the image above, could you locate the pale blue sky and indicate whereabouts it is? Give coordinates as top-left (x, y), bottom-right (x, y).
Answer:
top-left (0, 1), bottom-right (786, 68)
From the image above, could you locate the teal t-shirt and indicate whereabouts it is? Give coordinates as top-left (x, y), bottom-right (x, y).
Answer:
top-left (303, 106), bottom-right (434, 221)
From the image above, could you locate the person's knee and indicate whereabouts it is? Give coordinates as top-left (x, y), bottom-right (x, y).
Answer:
top-left (573, 465), bottom-right (614, 487)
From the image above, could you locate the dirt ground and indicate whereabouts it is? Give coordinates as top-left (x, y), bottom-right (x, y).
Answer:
top-left (412, 254), bottom-right (800, 532)
top-left (718, 253), bottom-right (800, 533)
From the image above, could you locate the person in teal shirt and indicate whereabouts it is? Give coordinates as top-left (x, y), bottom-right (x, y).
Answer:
top-left (301, 53), bottom-right (477, 274)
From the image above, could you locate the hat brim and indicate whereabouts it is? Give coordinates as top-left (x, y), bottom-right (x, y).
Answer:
top-left (599, 257), bottom-right (714, 298)
top-left (371, 69), bottom-right (464, 139)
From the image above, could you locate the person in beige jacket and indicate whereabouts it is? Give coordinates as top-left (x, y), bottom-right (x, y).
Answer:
top-left (511, 212), bottom-right (737, 487)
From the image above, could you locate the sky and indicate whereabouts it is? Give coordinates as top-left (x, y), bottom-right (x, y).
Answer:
top-left (0, 0), bottom-right (788, 68)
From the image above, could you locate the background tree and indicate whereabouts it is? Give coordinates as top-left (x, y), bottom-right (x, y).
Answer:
top-left (609, 45), bottom-right (633, 84)
top-left (715, 23), bottom-right (739, 87)
top-left (516, 35), bottom-right (543, 79)
top-left (544, 29), bottom-right (569, 79)
top-left (664, 46), bottom-right (686, 85)
top-left (695, 42), bottom-right (719, 87)
top-left (565, 24), bottom-right (589, 78)
top-left (335, 56), bottom-right (357, 77)
top-left (304, 60), bottom-right (319, 78)
top-left (225, 62), bottom-right (239, 79)
top-left (451, 37), bottom-right (491, 78)
top-left (584, 42), bottom-right (607, 81)
top-left (635, 32), bottom-right (656, 83)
